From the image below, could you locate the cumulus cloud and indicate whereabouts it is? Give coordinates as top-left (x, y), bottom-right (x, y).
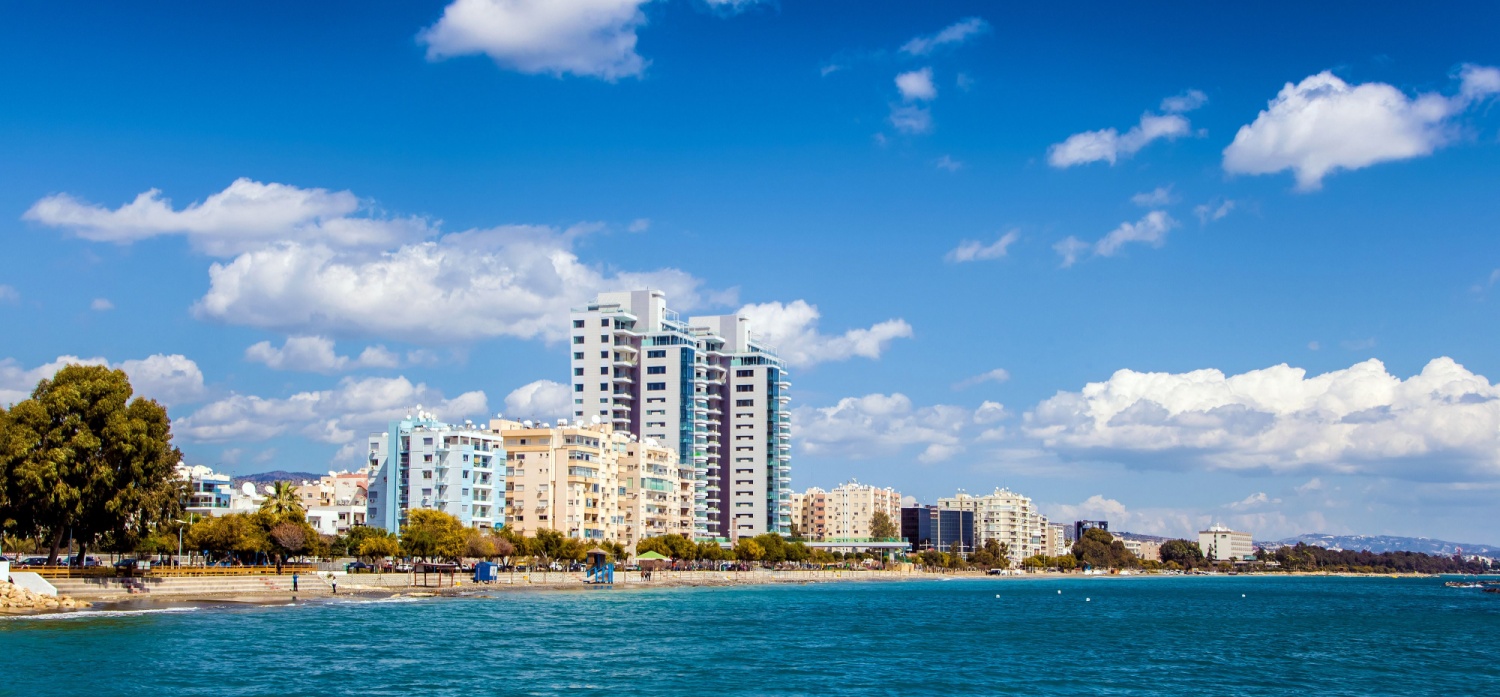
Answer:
top-left (793, 393), bottom-right (975, 463)
top-left (736, 300), bottom-right (913, 368)
top-left (1094, 211), bottom-right (1176, 257)
top-left (900, 17), bottom-right (990, 56)
top-left (503, 379), bottom-right (574, 420)
top-left (1223, 65), bottom-right (1500, 190)
top-left (895, 68), bottom-right (937, 101)
top-left (177, 376), bottom-right (486, 444)
top-left (1160, 89), bottom-right (1208, 114)
top-left (193, 225), bottom-right (730, 343)
top-left (1131, 186), bottom-right (1176, 207)
top-left (889, 105), bottom-right (933, 134)
top-left (24, 178), bottom-right (431, 257)
top-left (1055, 212), bottom-right (1176, 266)
top-left (1048, 110), bottom-right (1195, 168)
top-left (955, 368), bottom-right (1011, 390)
top-left (1024, 356), bottom-right (1500, 483)
top-left (934, 155), bottom-right (963, 172)
top-left (417, 0), bottom-right (653, 81)
top-left (947, 230), bottom-right (1019, 263)
top-left (1194, 199), bottom-right (1236, 224)
top-left (90, 298), bottom-right (114, 312)
top-left (245, 336), bottom-right (402, 373)
top-left (1, 353), bottom-right (205, 407)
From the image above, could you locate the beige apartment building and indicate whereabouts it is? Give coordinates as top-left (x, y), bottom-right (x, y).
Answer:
top-left (1043, 522), bottom-right (1069, 558)
top-left (939, 488), bottom-right (1050, 563)
top-left (791, 481), bottom-right (902, 541)
top-left (493, 418), bottom-right (690, 552)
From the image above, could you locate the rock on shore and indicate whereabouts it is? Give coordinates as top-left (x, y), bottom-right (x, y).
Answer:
top-left (0, 581), bottom-right (92, 611)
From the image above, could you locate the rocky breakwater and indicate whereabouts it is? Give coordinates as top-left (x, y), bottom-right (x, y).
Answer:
top-left (1, 581), bottom-right (92, 612)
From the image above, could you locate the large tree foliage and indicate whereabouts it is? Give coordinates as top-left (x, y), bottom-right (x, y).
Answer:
top-left (259, 481), bottom-right (303, 518)
top-left (1072, 528), bottom-right (1137, 569)
top-left (0, 364), bottom-right (183, 564)
top-left (870, 510), bottom-right (898, 540)
top-left (1160, 539), bottom-right (1205, 568)
top-left (401, 509), bottom-right (466, 560)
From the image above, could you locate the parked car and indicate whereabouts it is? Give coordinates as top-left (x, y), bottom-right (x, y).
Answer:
top-left (345, 561), bottom-right (371, 573)
top-left (394, 562), bottom-right (412, 572)
top-left (62, 555), bottom-right (103, 567)
top-left (114, 558), bottom-right (151, 574)
top-left (19, 556), bottom-right (51, 567)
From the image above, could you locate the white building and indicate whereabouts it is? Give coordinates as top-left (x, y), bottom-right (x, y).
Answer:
top-left (1199, 525), bottom-right (1255, 561)
top-left (176, 463), bottom-right (233, 518)
top-left (365, 409), bottom-right (505, 532)
top-left (939, 488), bottom-right (1050, 563)
top-left (569, 290), bottom-right (791, 542)
top-left (791, 481), bottom-right (902, 542)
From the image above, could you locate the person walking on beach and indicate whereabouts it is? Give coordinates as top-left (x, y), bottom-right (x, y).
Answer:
top-left (331, 578), bottom-right (338, 595)
top-left (292, 572), bottom-right (299, 593)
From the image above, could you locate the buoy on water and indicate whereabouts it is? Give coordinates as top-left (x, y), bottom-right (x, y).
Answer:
top-left (1086, 598), bottom-right (1091, 602)
top-left (995, 594), bottom-right (1000, 598)
top-left (1057, 590), bottom-right (1062, 594)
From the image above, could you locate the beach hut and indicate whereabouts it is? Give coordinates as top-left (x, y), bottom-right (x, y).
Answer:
top-left (584, 548), bottom-right (614, 585)
top-left (473, 561), bottom-right (498, 583)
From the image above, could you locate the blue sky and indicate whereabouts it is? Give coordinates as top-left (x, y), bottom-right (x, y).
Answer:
top-left (3, 0), bottom-right (1499, 543)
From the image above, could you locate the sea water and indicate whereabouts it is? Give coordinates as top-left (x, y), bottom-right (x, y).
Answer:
top-left (2, 575), bottom-right (1497, 696)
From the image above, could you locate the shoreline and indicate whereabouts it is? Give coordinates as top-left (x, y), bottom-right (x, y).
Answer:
top-left (5, 568), bottom-right (1479, 618)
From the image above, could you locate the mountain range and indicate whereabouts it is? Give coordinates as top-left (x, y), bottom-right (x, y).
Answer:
top-left (1267, 534), bottom-right (1499, 556)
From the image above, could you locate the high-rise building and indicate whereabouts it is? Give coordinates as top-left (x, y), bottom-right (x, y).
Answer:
top-left (901, 505), bottom-right (975, 554)
top-left (569, 290), bottom-right (790, 542)
top-left (790, 481), bottom-right (902, 541)
top-left (939, 488), bottom-right (1049, 562)
top-left (365, 410), bottom-right (506, 532)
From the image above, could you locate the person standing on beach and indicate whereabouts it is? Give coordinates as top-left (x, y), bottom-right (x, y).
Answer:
top-left (292, 573), bottom-right (299, 593)
top-left (331, 578), bottom-right (337, 595)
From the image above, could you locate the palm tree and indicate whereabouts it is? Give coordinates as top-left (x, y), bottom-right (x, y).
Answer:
top-left (260, 481), bottom-right (304, 519)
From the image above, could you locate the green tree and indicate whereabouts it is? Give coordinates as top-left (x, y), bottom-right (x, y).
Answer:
top-left (1072, 528), bottom-right (1137, 570)
top-left (0, 365), bottom-right (184, 565)
top-left (696, 540), bottom-right (728, 561)
top-left (357, 531), bottom-right (401, 563)
top-left (870, 510), bottom-right (898, 540)
top-left (733, 538), bottom-right (765, 562)
top-left (401, 509), bottom-right (466, 561)
top-left (947, 541), bottom-right (967, 569)
top-left (918, 549), bottom-right (946, 568)
top-left (1160, 539), bottom-right (1205, 569)
top-left (268, 520), bottom-right (311, 573)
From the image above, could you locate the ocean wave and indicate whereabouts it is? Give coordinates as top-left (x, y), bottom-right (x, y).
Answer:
top-left (0, 606), bottom-right (200, 621)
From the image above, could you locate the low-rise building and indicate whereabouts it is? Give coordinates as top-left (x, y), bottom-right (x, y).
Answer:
top-left (1118, 536), bottom-right (1163, 562)
top-left (901, 505), bottom-right (975, 555)
top-left (176, 463), bottom-right (233, 518)
top-left (1199, 525), bottom-right (1255, 561)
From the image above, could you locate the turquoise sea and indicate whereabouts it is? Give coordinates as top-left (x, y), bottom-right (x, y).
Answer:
top-left (2, 575), bottom-right (1498, 696)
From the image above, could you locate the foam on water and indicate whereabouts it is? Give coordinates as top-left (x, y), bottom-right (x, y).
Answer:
top-left (0, 606), bottom-right (200, 621)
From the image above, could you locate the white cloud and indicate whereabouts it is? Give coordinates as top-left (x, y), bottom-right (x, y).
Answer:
top-left (1160, 89), bottom-right (1208, 113)
top-left (1094, 211), bottom-right (1176, 257)
top-left (25, 178), bottom-right (431, 257)
top-left (1, 353), bottom-right (205, 408)
top-left (889, 105), bottom-right (933, 134)
top-left (245, 335), bottom-right (403, 373)
top-left (895, 67), bottom-right (937, 101)
top-left (193, 225), bottom-right (730, 343)
top-left (956, 368), bottom-right (1011, 390)
top-left (1053, 236), bottom-right (1089, 269)
top-left (736, 300), bottom-right (913, 368)
top-left (794, 393), bottom-right (973, 463)
top-left (1131, 186), bottom-right (1176, 207)
top-left (1223, 65), bottom-right (1500, 190)
top-left (177, 376), bottom-right (486, 444)
top-left (1046, 494), bottom-right (1331, 540)
top-left (701, 0), bottom-right (765, 11)
top-left (1227, 491), bottom-right (1281, 510)
top-left (934, 155), bottom-right (963, 172)
top-left (503, 379), bottom-right (574, 420)
top-left (1024, 356), bottom-right (1500, 484)
top-left (627, 218), bottom-right (650, 233)
top-left (946, 230), bottom-right (1018, 263)
top-left (417, 0), bottom-right (653, 81)
top-left (90, 298), bottom-right (114, 312)
top-left (1194, 199), bottom-right (1235, 224)
top-left (1048, 112), bottom-right (1193, 168)
top-left (900, 17), bottom-right (990, 56)
top-left (0, 285), bottom-right (18, 303)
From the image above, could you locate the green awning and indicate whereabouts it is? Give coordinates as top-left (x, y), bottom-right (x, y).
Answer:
top-left (636, 551), bottom-right (670, 561)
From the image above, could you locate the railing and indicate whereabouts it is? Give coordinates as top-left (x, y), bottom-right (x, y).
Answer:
top-left (25, 563), bottom-right (322, 578)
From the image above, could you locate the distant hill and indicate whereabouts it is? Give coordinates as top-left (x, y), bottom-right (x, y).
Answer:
top-left (231, 471), bottom-right (322, 489)
top-left (1269, 534), bottom-right (1500, 556)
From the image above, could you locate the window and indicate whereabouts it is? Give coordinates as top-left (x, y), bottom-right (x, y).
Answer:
top-left (600, 351), bottom-right (609, 359)
top-left (736, 369), bottom-right (754, 377)
top-left (602, 319), bottom-right (610, 327)
top-left (736, 385), bottom-right (754, 392)
top-left (575, 410), bottom-right (584, 417)
top-left (422, 471), bottom-right (433, 479)
top-left (423, 437), bottom-right (433, 445)
top-left (647, 382), bottom-right (666, 391)
top-left (574, 384), bottom-right (584, 392)
top-left (600, 367), bottom-right (609, 375)
top-left (600, 334), bottom-right (609, 343)
top-left (736, 399), bottom-right (754, 407)
top-left (573, 336), bottom-right (584, 344)
top-left (647, 350), bottom-right (666, 358)
top-left (647, 366), bottom-right (666, 375)
top-left (574, 368), bottom-right (584, 376)
top-left (600, 383), bottom-right (609, 391)
top-left (574, 352), bottom-right (584, 360)
top-left (573, 320), bottom-right (585, 328)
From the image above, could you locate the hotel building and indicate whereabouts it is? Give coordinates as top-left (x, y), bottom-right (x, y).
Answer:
top-left (569, 290), bottom-right (791, 542)
top-left (365, 410), bottom-right (505, 532)
top-left (1199, 525), bottom-right (1255, 561)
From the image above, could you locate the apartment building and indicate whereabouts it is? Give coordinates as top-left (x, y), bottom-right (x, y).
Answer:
top-left (569, 290), bottom-right (791, 542)
top-left (366, 410), bottom-right (505, 532)
top-left (494, 418), bottom-right (624, 543)
top-left (176, 463), bottom-right (233, 518)
top-left (1043, 522), bottom-right (1070, 558)
top-left (938, 488), bottom-right (1049, 562)
top-left (620, 437), bottom-right (695, 549)
top-left (297, 470), bottom-right (370, 536)
top-left (791, 481), bottom-right (902, 541)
